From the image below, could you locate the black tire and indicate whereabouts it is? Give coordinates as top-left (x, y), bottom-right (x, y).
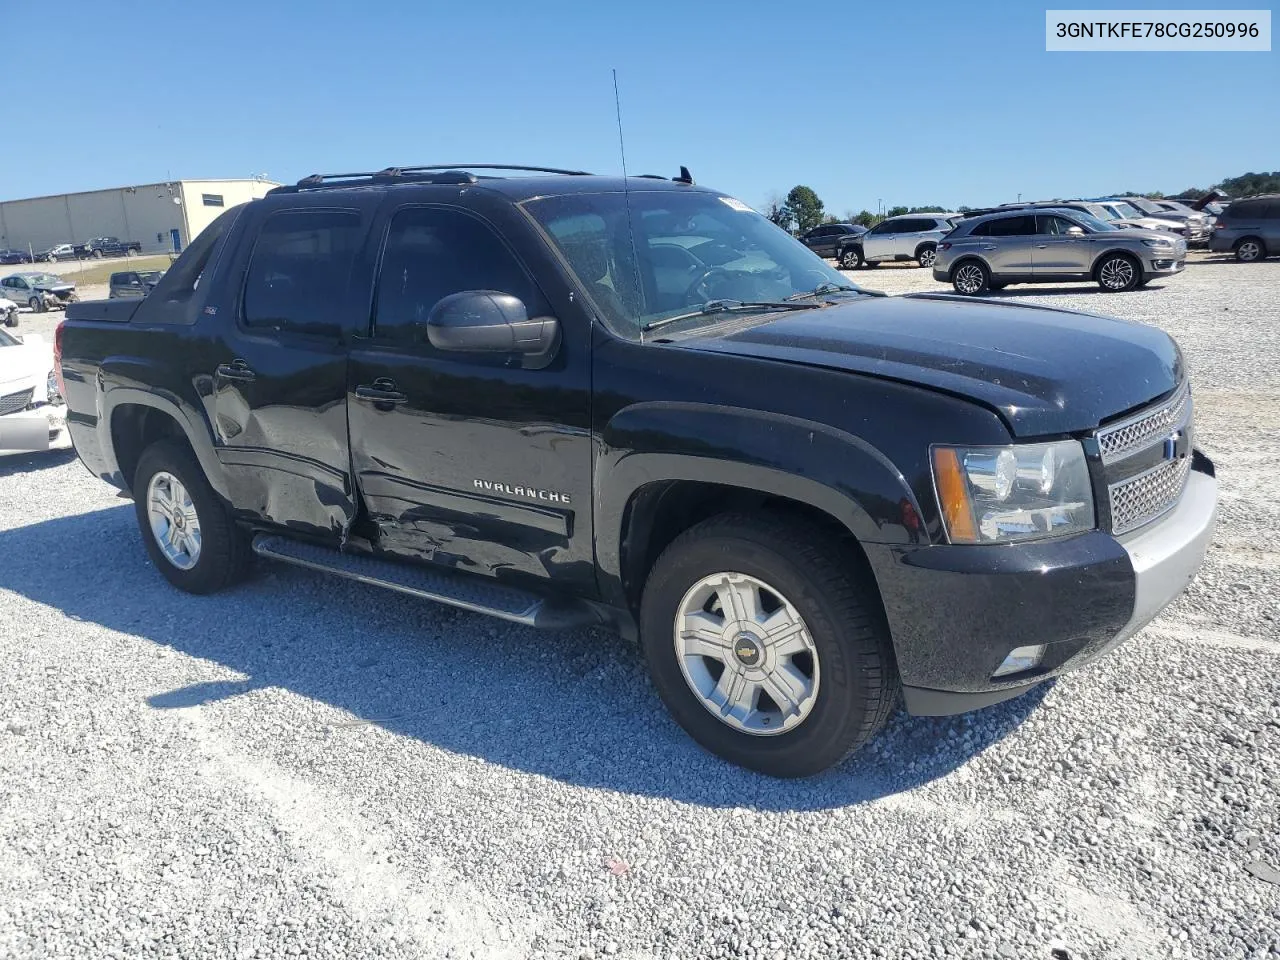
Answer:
top-left (126, 248), bottom-right (138, 258)
top-left (915, 243), bottom-right (938, 268)
top-left (1235, 237), bottom-right (1266, 263)
top-left (838, 246), bottom-right (863, 269)
top-left (639, 512), bottom-right (898, 778)
top-left (1095, 253), bottom-right (1141, 292)
top-left (862, 260), bottom-right (881, 269)
top-left (28, 296), bottom-right (44, 313)
top-left (91, 249), bottom-right (103, 259)
top-left (988, 281), bottom-right (1008, 291)
top-left (3, 307), bottom-right (16, 328)
top-left (133, 439), bottom-right (250, 594)
top-left (951, 259), bottom-right (990, 295)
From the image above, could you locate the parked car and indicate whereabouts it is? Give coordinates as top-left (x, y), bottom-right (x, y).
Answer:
top-left (845, 213), bottom-right (959, 269)
top-left (37, 243), bottom-right (78, 263)
top-left (75, 236), bottom-right (143, 259)
top-left (935, 207), bottom-right (1186, 294)
top-left (0, 249), bottom-right (33, 265)
top-left (1, 296), bottom-right (17, 327)
top-left (798, 223), bottom-right (867, 260)
top-left (58, 164), bottom-right (1215, 777)
top-left (109, 270), bottom-right (165, 299)
top-left (1207, 194), bottom-right (1280, 262)
top-left (0, 327), bottom-right (66, 452)
top-left (1093, 200), bottom-right (1190, 237)
top-left (0, 272), bottom-right (79, 312)
top-left (1097, 197), bottom-right (1210, 246)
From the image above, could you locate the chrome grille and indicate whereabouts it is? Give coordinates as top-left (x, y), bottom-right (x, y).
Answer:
top-left (1097, 383), bottom-right (1191, 464)
top-left (0, 387), bottom-right (34, 416)
top-left (1108, 456), bottom-right (1192, 535)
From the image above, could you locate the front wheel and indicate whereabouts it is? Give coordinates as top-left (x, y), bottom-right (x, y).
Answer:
top-left (28, 296), bottom-right (44, 313)
top-left (1096, 254), bottom-right (1141, 291)
top-left (133, 439), bottom-right (250, 594)
top-left (838, 246), bottom-right (863, 269)
top-left (915, 243), bottom-right (938, 268)
top-left (1235, 237), bottom-right (1266, 262)
top-left (952, 260), bottom-right (990, 295)
top-left (640, 513), bottom-right (897, 778)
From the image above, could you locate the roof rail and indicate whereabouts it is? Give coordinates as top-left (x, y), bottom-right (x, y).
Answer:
top-left (269, 164), bottom-right (595, 195)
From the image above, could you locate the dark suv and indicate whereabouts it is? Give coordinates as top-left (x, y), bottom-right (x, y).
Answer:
top-left (57, 164), bottom-right (1216, 777)
top-left (1208, 195), bottom-right (1280, 262)
top-left (799, 222), bottom-right (866, 260)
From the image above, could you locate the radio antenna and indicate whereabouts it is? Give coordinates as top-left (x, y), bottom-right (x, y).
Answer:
top-left (613, 68), bottom-right (647, 344)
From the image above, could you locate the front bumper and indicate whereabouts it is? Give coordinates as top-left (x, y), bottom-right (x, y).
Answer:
top-left (1147, 256), bottom-right (1185, 275)
top-left (866, 456), bottom-right (1217, 716)
top-left (0, 403), bottom-right (69, 452)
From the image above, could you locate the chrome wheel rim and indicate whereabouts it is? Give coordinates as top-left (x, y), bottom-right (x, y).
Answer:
top-left (673, 572), bottom-right (820, 736)
top-left (954, 264), bottom-right (984, 294)
top-left (1100, 257), bottom-right (1134, 289)
top-left (919, 248), bottom-right (936, 267)
top-left (1238, 241), bottom-right (1260, 261)
top-left (146, 471), bottom-right (201, 570)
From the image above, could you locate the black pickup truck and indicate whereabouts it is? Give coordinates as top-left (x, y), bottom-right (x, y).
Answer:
top-left (74, 236), bottom-right (143, 259)
top-left (56, 164), bottom-right (1217, 777)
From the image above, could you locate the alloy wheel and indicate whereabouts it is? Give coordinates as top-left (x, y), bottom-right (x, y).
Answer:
top-left (673, 572), bottom-right (820, 736)
top-left (1099, 257), bottom-right (1135, 290)
top-left (954, 264), bottom-right (984, 294)
top-left (146, 471), bottom-right (202, 570)
top-left (918, 247), bottom-right (937, 268)
top-left (1237, 240), bottom-right (1262, 262)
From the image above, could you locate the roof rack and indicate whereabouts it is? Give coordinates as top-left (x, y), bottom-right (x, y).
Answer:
top-left (270, 164), bottom-right (595, 195)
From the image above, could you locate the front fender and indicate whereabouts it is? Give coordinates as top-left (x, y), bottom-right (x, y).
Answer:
top-left (595, 401), bottom-right (925, 603)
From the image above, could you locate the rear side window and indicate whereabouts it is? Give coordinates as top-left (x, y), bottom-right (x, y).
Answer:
top-left (985, 215), bottom-right (1036, 237)
top-left (373, 206), bottom-right (542, 345)
top-left (242, 208), bottom-right (363, 338)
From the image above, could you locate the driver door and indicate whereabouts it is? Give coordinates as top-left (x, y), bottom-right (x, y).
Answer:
top-left (1032, 214), bottom-right (1092, 274)
top-left (861, 220), bottom-right (896, 260)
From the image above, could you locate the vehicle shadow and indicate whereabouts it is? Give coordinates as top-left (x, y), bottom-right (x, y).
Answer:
top-left (0, 447), bottom-right (78, 478)
top-left (1, 507), bottom-right (1048, 811)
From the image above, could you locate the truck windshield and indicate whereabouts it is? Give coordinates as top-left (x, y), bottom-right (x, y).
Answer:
top-left (524, 190), bottom-right (858, 337)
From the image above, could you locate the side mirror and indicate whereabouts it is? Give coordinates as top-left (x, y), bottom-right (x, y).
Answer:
top-left (426, 291), bottom-right (560, 365)
top-left (1065, 226), bottom-right (1085, 237)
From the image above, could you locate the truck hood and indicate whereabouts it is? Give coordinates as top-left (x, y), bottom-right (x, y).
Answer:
top-left (679, 294), bottom-right (1181, 437)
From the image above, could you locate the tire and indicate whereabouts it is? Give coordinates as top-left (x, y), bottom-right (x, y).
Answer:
top-left (1096, 253), bottom-right (1141, 292)
top-left (838, 246), bottom-right (863, 269)
top-left (988, 281), bottom-right (1008, 291)
top-left (951, 259), bottom-right (989, 295)
top-left (3, 307), bottom-right (17, 328)
top-left (28, 296), bottom-right (44, 313)
top-left (133, 439), bottom-right (250, 595)
top-left (639, 512), bottom-right (898, 778)
top-left (91, 249), bottom-right (103, 259)
top-left (1235, 237), bottom-right (1266, 263)
top-left (862, 260), bottom-right (880, 269)
top-left (915, 243), bottom-right (938, 268)
top-left (126, 248), bottom-right (138, 258)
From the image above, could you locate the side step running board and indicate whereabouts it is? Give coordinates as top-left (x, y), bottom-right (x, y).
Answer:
top-left (251, 534), bottom-right (598, 630)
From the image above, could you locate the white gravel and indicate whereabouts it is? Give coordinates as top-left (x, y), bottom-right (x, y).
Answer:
top-left (1, 255), bottom-right (1278, 959)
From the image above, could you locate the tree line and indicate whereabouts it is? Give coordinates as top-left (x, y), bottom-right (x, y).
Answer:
top-left (764, 171), bottom-right (1280, 234)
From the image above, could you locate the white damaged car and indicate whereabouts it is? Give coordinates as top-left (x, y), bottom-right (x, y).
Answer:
top-left (0, 325), bottom-right (68, 453)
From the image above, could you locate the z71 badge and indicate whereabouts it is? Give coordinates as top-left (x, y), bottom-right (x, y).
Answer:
top-left (474, 480), bottom-right (571, 505)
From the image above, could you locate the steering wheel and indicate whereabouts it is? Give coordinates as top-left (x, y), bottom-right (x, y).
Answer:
top-left (684, 267), bottom-right (737, 303)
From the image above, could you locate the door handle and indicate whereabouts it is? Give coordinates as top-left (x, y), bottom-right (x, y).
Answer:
top-left (981, 244), bottom-right (997, 251)
top-left (354, 379), bottom-right (408, 405)
top-left (1036, 244), bottom-right (1049, 249)
top-left (215, 359), bottom-right (256, 382)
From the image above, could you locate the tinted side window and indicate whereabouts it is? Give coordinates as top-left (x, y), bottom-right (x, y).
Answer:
top-left (987, 216), bottom-right (1036, 237)
top-left (242, 208), bottom-right (363, 337)
top-left (373, 206), bottom-right (542, 345)
top-left (873, 220), bottom-right (900, 234)
top-left (1037, 216), bottom-right (1077, 235)
top-left (1262, 203), bottom-right (1280, 219)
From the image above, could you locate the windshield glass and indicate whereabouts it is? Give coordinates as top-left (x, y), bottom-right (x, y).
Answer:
top-left (28, 273), bottom-right (60, 284)
top-left (524, 191), bottom-right (858, 337)
top-left (0, 328), bottom-right (17, 347)
top-left (140, 271), bottom-right (163, 283)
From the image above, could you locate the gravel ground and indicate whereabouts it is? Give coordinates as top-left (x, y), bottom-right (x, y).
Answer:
top-left (1, 256), bottom-right (1278, 960)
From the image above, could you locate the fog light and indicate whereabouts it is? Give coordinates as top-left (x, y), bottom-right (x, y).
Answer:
top-left (992, 644), bottom-right (1046, 678)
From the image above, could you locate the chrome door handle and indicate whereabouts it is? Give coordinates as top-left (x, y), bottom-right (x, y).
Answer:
top-left (1036, 244), bottom-right (1049, 249)
top-left (215, 359), bottom-right (256, 382)
top-left (354, 378), bottom-right (408, 405)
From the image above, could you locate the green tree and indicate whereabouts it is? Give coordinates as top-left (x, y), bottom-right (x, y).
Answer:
top-left (764, 192), bottom-right (793, 231)
top-left (886, 205), bottom-right (910, 218)
top-left (1217, 171), bottom-right (1280, 196)
top-left (784, 185), bottom-right (825, 233)
top-left (851, 210), bottom-right (880, 227)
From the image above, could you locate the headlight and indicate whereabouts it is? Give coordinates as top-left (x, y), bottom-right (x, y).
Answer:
top-left (931, 441), bottom-right (1095, 543)
top-left (1142, 237), bottom-right (1173, 247)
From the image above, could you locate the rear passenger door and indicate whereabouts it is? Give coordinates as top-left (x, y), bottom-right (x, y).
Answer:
top-left (982, 215), bottom-right (1037, 275)
top-left (346, 202), bottom-right (595, 594)
top-left (209, 201), bottom-right (378, 539)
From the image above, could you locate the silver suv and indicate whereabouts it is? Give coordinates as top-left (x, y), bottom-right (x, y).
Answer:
top-left (934, 207), bottom-right (1186, 294)
top-left (850, 213), bottom-right (959, 269)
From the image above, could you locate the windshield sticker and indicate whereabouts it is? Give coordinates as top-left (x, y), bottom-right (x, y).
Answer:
top-left (719, 196), bottom-right (753, 213)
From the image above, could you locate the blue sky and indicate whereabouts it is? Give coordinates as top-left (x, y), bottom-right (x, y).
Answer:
top-left (2, 0), bottom-right (1274, 213)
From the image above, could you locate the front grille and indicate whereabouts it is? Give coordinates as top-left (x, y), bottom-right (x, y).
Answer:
top-left (0, 387), bottom-right (34, 416)
top-left (1108, 456), bottom-right (1192, 535)
top-left (1097, 382), bottom-right (1190, 464)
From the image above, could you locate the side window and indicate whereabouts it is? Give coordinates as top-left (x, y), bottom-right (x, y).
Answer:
top-left (373, 206), bottom-right (542, 346)
top-left (110, 273), bottom-right (124, 285)
top-left (969, 221), bottom-right (990, 237)
top-left (872, 220), bottom-right (897, 235)
top-left (987, 216), bottom-right (1036, 237)
top-left (1037, 215), bottom-right (1071, 235)
top-left (1262, 202), bottom-right (1280, 219)
top-left (242, 208), bottom-right (363, 338)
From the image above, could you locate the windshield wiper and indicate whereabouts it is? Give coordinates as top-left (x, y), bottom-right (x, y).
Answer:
top-left (641, 299), bottom-right (823, 333)
top-left (785, 282), bottom-right (860, 301)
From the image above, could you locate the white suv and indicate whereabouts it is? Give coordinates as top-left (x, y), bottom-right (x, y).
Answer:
top-left (849, 213), bottom-right (959, 269)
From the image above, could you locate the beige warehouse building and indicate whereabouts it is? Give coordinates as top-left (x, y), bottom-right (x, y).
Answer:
top-left (0, 178), bottom-right (280, 257)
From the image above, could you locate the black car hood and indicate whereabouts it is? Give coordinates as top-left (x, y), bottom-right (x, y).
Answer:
top-left (679, 293), bottom-right (1181, 437)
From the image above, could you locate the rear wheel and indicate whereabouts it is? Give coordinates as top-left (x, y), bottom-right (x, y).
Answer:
top-left (133, 439), bottom-right (250, 594)
top-left (952, 260), bottom-right (989, 295)
top-left (640, 513), bottom-right (897, 778)
top-left (91, 249), bottom-right (103, 259)
top-left (1096, 253), bottom-right (1141, 291)
top-left (915, 243), bottom-right (938, 268)
top-left (1235, 237), bottom-right (1266, 262)
top-left (126, 248), bottom-right (138, 258)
